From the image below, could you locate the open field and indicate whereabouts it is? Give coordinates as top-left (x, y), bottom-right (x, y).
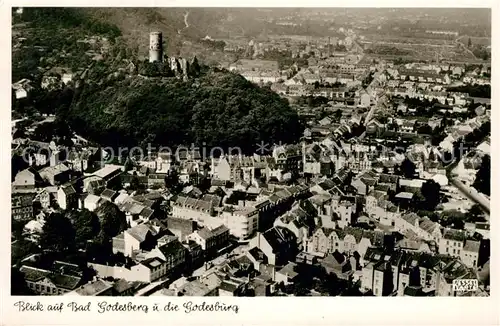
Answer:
top-left (359, 31), bottom-right (481, 63)
top-left (362, 34), bottom-right (456, 46)
top-left (457, 36), bottom-right (491, 46)
top-left (361, 43), bottom-right (476, 62)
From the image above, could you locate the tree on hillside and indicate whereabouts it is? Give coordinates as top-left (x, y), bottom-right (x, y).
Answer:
top-left (416, 124), bottom-right (433, 135)
top-left (32, 123), bottom-right (54, 142)
top-left (420, 179), bottom-right (441, 211)
top-left (466, 204), bottom-right (486, 223)
top-left (440, 210), bottom-right (466, 230)
top-left (124, 156), bottom-right (133, 172)
top-left (189, 56), bottom-right (200, 77)
top-left (11, 239), bottom-right (41, 267)
top-left (68, 209), bottom-right (100, 245)
top-left (334, 109), bottom-right (342, 121)
top-left (165, 170), bottom-right (181, 192)
top-left (316, 270), bottom-right (342, 296)
top-left (468, 37), bottom-right (472, 48)
top-left (11, 219), bottom-right (26, 241)
top-left (472, 155), bottom-right (490, 196)
top-left (129, 175), bottom-right (143, 191)
top-left (39, 213), bottom-right (76, 252)
top-left (398, 158), bottom-right (417, 179)
top-left (95, 201), bottom-right (127, 239)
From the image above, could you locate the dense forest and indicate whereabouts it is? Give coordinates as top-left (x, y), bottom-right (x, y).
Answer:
top-left (59, 70), bottom-right (303, 153)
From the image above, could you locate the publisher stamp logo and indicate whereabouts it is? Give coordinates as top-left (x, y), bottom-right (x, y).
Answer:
top-left (453, 279), bottom-right (478, 292)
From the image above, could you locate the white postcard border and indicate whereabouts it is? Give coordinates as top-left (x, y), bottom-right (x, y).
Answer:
top-left (1, 1), bottom-right (498, 325)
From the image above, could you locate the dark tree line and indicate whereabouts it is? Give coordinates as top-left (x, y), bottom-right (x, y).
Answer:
top-left (59, 69), bottom-right (304, 154)
top-left (473, 155), bottom-right (490, 196)
top-left (40, 203), bottom-right (127, 255)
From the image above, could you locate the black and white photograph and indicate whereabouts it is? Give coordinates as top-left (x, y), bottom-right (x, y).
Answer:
top-left (10, 6), bottom-right (491, 299)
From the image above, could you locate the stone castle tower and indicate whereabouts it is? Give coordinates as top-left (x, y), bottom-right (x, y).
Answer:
top-left (149, 31), bottom-right (163, 63)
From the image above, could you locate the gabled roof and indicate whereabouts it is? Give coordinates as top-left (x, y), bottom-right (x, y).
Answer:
top-left (275, 188), bottom-right (292, 200)
top-left (100, 188), bottom-right (117, 199)
top-left (126, 222), bottom-right (159, 242)
top-left (173, 195), bottom-right (213, 212)
top-left (40, 164), bottom-right (70, 177)
top-left (316, 227), bottom-right (336, 238)
top-left (140, 257), bottom-right (165, 270)
top-left (317, 179), bottom-right (336, 191)
top-left (48, 273), bottom-right (82, 290)
top-left (85, 194), bottom-right (101, 205)
top-left (196, 227), bottom-right (213, 240)
top-left (277, 262), bottom-right (299, 278)
top-left (120, 201), bottom-right (144, 215)
top-left (362, 230), bottom-right (385, 246)
top-left (247, 247), bottom-right (268, 264)
top-left (140, 207), bottom-right (155, 219)
top-left (70, 279), bottom-right (113, 296)
top-left (262, 226), bottom-right (296, 253)
top-left (418, 217), bottom-right (439, 234)
top-left (360, 177), bottom-right (377, 187)
top-left (211, 224), bottom-right (229, 237)
top-left (157, 240), bottom-right (186, 259)
top-left (397, 239), bottom-right (424, 251)
top-left (166, 217), bottom-right (195, 233)
top-left (20, 265), bottom-right (82, 290)
top-left (19, 265), bottom-right (49, 282)
top-left (112, 279), bottom-right (134, 294)
top-left (89, 179), bottom-right (106, 189)
top-left (93, 165), bottom-right (122, 179)
top-left (343, 227), bottom-right (364, 243)
top-left (323, 250), bottom-right (347, 266)
top-left (401, 213), bottom-right (419, 225)
top-left (201, 194), bottom-right (222, 207)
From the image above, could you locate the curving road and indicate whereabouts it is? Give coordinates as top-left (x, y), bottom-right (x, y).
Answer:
top-left (178, 11), bottom-right (190, 35)
top-left (183, 11), bottom-right (190, 29)
top-left (445, 151), bottom-right (490, 216)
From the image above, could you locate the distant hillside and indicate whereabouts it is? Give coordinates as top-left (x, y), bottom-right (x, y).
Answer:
top-left (12, 7), bottom-right (235, 82)
top-left (80, 8), bottom-right (234, 63)
top-left (80, 8), bottom-right (187, 55)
